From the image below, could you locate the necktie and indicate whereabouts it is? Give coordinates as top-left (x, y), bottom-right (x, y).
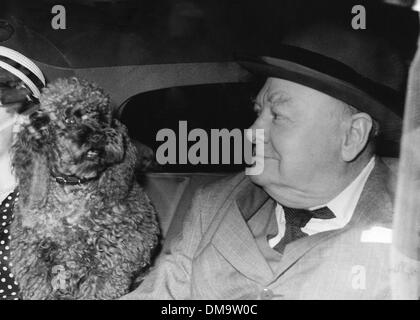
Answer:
top-left (273, 206), bottom-right (336, 254)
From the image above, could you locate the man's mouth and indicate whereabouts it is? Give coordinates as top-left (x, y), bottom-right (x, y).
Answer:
top-left (263, 155), bottom-right (278, 160)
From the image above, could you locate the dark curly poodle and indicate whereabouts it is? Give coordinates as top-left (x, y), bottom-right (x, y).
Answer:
top-left (9, 77), bottom-right (160, 300)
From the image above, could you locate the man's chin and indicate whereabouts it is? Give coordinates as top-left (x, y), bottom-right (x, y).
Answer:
top-left (248, 171), bottom-right (272, 187)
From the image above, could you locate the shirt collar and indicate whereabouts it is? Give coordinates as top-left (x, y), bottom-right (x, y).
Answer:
top-left (238, 156), bottom-right (376, 225)
top-left (313, 156), bottom-right (376, 227)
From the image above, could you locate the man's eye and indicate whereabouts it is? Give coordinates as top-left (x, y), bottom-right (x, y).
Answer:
top-left (272, 112), bottom-right (282, 120)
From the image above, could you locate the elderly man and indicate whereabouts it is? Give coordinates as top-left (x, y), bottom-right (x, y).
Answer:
top-left (122, 21), bottom-right (406, 299)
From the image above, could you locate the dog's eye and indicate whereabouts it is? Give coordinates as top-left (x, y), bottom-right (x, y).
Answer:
top-left (64, 117), bottom-right (76, 125)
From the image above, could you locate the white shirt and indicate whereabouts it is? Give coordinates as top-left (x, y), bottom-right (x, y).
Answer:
top-left (268, 157), bottom-right (376, 248)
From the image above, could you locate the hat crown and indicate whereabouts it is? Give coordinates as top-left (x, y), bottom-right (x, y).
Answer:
top-left (281, 22), bottom-right (406, 93)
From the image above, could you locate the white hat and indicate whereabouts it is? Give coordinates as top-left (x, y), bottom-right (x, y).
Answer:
top-left (0, 46), bottom-right (46, 99)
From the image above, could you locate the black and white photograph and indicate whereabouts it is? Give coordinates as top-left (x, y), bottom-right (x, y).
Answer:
top-left (0, 0), bottom-right (419, 305)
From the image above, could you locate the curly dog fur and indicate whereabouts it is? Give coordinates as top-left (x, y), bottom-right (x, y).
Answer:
top-left (9, 77), bottom-right (160, 300)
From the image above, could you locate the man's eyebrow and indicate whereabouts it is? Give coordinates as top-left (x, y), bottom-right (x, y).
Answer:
top-left (267, 91), bottom-right (292, 104)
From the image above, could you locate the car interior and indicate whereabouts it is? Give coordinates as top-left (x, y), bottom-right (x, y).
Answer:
top-left (1, 0), bottom-right (419, 299)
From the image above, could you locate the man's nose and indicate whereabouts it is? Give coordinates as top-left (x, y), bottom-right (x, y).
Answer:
top-left (247, 116), bottom-right (269, 144)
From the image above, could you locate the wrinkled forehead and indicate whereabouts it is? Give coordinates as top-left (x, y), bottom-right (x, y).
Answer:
top-left (257, 78), bottom-right (312, 101)
top-left (257, 77), bottom-right (349, 115)
top-left (256, 78), bottom-right (307, 106)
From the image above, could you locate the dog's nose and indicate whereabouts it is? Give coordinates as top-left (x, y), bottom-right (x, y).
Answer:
top-left (90, 134), bottom-right (102, 143)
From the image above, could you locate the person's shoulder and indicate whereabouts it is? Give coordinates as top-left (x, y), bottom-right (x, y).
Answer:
top-left (199, 171), bottom-right (250, 201)
top-left (190, 172), bottom-right (251, 224)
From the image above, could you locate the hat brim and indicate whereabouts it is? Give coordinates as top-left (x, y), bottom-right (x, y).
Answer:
top-left (238, 55), bottom-right (403, 147)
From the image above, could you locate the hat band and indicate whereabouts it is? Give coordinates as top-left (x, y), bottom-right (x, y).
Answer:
top-left (0, 46), bottom-right (45, 85)
top-left (246, 45), bottom-right (404, 115)
top-left (0, 60), bottom-right (43, 98)
top-left (0, 46), bottom-right (45, 99)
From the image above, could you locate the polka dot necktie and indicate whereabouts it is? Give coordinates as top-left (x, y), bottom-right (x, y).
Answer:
top-left (273, 206), bottom-right (336, 254)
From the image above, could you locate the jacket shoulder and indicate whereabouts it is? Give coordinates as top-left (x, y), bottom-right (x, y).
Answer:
top-left (201, 171), bottom-right (248, 195)
top-left (194, 171), bottom-right (251, 228)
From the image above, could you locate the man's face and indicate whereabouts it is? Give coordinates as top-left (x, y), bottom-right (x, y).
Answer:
top-left (248, 78), bottom-right (349, 207)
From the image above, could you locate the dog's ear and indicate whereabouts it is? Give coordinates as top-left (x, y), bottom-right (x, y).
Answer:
top-left (12, 134), bottom-right (50, 208)
top-left (13, 111), bottom-right (52, 156)
top-left (12, 111), bottom-right (53, 207)
top-left (97, 119), bottom-right (137, 200)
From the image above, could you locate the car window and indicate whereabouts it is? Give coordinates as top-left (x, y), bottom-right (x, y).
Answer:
top-left (120, 82), bottom-right (262, 172)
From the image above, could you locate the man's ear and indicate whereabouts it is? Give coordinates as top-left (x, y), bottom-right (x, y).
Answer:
top-left (341, 112), bottom-right (373, 161)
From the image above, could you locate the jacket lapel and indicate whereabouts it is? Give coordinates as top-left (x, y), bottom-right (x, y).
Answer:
top-left (197, 178), bottom-right (274, 284)
top-left (272, 158), bottom-right (395, 279)
top-left (211, 199), bottom-right (275, 284)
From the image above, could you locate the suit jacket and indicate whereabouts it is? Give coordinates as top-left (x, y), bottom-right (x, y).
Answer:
top-left (122, 157), bottom-right (398, 300)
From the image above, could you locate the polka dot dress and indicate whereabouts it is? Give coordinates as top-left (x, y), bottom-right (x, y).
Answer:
top-left (0, 189), bottom-right (19, 300)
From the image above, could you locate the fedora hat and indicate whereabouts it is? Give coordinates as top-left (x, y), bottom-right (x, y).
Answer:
top-left (238, 21), bottom-right (407, 155)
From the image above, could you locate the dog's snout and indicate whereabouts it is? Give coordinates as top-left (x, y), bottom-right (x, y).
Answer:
top-left (75, 125), bottom-right (100, 144)
top-left (90, 134), bottom-right (103, 144)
